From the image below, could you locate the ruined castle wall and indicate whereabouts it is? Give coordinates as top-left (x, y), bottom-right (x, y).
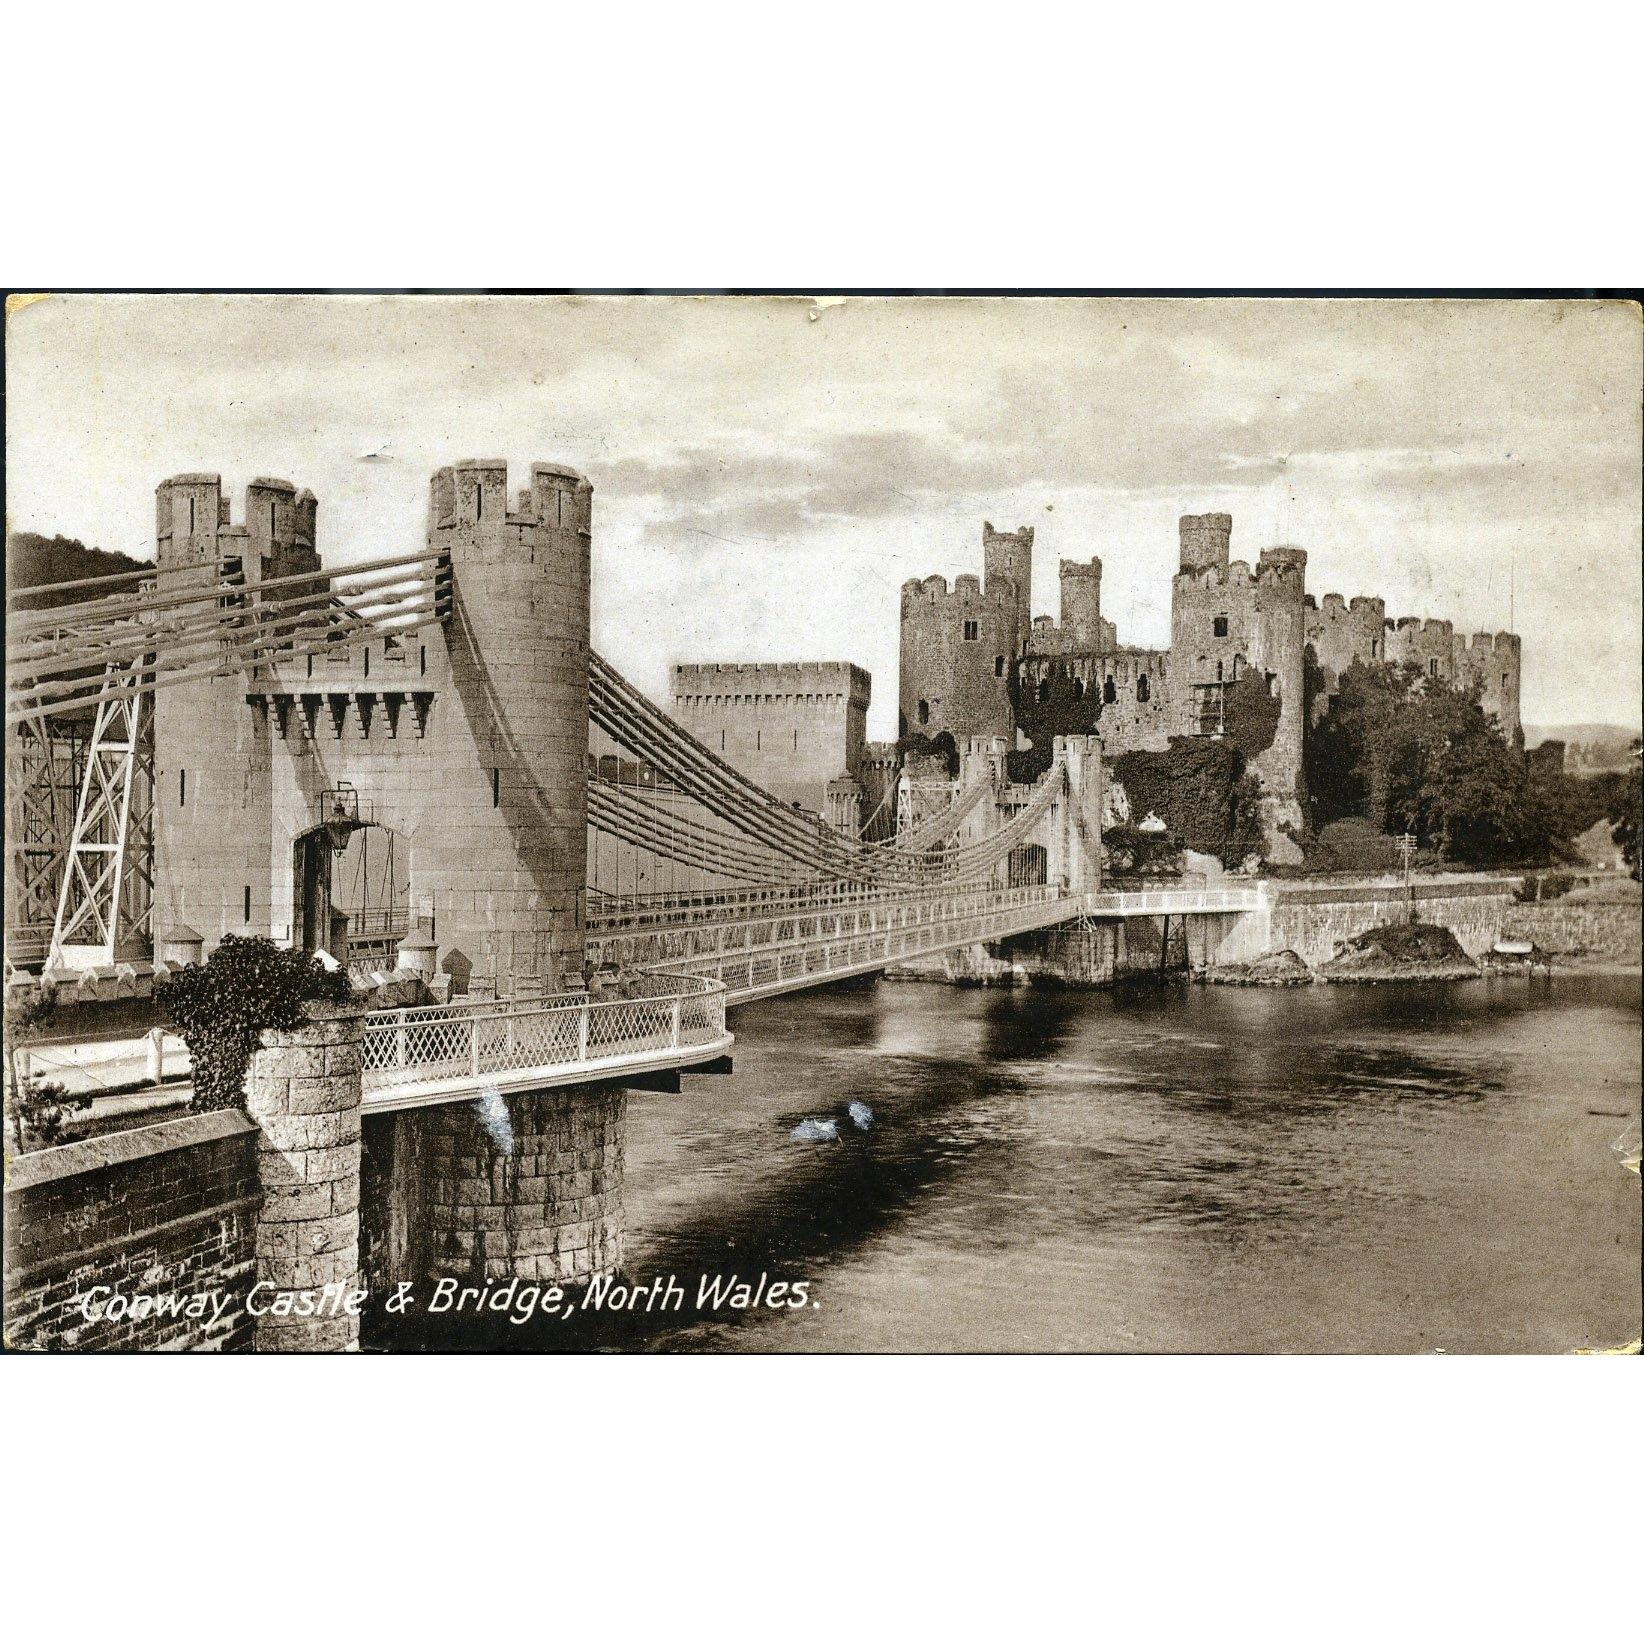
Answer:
top-left (899, 573), bottom-right (1016, 742)
top-left (1017, 648), bottom-right (1172, 755)
top-left (670, 660), bottom-right (869, 816)
top-left (1303, 593), bottom-right (1387, 704)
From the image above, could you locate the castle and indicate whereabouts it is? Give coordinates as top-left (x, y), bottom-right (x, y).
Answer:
top-left (900, 512), bottom-right (1522, 857)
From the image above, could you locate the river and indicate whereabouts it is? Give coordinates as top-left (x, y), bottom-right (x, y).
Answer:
top-left (407, 973), bottom-right (1643, 1352)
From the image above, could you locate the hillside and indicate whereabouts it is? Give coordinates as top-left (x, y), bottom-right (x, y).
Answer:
top-left (7, 532), bottom-right (152, 608)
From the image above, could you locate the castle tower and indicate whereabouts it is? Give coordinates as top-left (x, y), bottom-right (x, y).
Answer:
top-left (1179, 512), bottom-right (1232, 575)
top-left (426, 460), bottom-right (591, 993)
top-left (1059, 557), bottom-right (1106, 651)
top-left (983, 522), bottom-right (1035, 657)
top-left (1251, 546), bottom-right (1308, 838)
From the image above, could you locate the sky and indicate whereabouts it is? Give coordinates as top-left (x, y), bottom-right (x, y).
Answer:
top-left (7, 293), bottom-right (1640, 739)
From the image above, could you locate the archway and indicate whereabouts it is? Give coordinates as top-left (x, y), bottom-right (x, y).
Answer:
top-left (291, 789), bottom-right (412, 961)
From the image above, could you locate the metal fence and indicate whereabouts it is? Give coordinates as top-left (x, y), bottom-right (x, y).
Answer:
top-left (360, 973), bottom-right (727, 1102)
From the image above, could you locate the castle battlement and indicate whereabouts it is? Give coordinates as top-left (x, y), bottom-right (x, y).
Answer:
top-left (672, 660), bottom-right (871, 706)
top-left (429, 458), bottom-right (591, 534)
top-left (157, 473), bottom-right (318, 553)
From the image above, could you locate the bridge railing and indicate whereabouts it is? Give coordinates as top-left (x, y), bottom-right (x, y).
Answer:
top-left (1083, 885), bottom-right (1266, 914)
top-left (587, 874), bottom-right (1010, 933)
top-left (360, 972), bottom-right (728, 1104)
top-left (653, 883), bottom-right (1084, 1000)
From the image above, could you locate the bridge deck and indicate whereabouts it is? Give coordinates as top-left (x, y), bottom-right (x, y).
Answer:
top-left (359, 975), bottom-right (733, 1111)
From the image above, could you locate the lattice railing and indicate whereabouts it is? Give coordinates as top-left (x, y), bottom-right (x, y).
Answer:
top-left (360, 973), bottom-right (727, 1099)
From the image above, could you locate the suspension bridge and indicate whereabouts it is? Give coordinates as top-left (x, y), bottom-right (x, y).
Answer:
top-left (4, 461), bottom-right (1255, 1109)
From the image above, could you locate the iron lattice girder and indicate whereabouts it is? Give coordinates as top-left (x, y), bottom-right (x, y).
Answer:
top-left (47, 660), bottom-right (154, 968)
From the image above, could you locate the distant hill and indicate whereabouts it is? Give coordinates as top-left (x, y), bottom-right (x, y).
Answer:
top-left (7, 532), bottom-right (152, 608)
top-left (1525, 723), bottom-right (1642, 773)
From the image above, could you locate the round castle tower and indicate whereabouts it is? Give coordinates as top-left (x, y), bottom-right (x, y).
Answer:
top-left (426, 459), bottom-right (591, 993)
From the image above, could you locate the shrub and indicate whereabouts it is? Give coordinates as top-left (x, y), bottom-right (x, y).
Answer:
top-left (1113, 738), bottom-right (1264, 867)
top-left (156, 935), bottom-right (352, 1113)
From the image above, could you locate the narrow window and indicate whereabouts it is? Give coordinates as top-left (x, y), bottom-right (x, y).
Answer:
top-left (1138, 674), bottom-right (1151, 702)
top-left (963, 619), bottom-right (979, 642)
top-left (179, 769), bottom-right (187, 806)
top-left (420, 644), bottom-right (427, 676)
top-left (994, 655), bottom-right (1005, 677)
top-left (492, 767), bottom-right (501, 807)
top-left (1072, 678), bottom-right (1085, 701)
top-left (1216, 660), bottom-right (1224, 682)
top-left (793, 729), bottom-right (798, 750)
top-left (918, 699), bottom-right (931, 725)
top-left (475, 484), bottom-right (483, 521)
top-left (1501, 672), bottom-right (1508, 687)
top-left (721, 730), bottom-right (726, 750)
top-left (307, 654), bottom-right (314, 679)
top-left (1429, 658), bottom-right (1439, 677)
top-left (270, 501), bottom-right (278, 537)
top-left (187, 496), bottom-right (195, 533)
top-left (364, 649), bottom-right (370, 678)
top-left (244, 885), bottom-right (252, 924)
top-left (1103, 677), bottom-right (1117, 704)
top-left (1213, 615), bottom-right (1229, 638)
top-left (756, 729), bottom-right (762, 751)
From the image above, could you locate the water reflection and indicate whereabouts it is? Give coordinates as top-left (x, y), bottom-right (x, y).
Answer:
top-left (376, 972), bottom-right (1640, 1354)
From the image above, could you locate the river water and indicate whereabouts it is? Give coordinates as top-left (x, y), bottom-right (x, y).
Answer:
top-left (414, 973), bottom-right (1642, 1353)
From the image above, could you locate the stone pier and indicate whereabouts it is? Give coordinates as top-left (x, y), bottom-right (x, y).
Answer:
top-left (361, 1087), bottom-right (627, 1296)
top-left (242, 1001), bottom-right (366, 1352)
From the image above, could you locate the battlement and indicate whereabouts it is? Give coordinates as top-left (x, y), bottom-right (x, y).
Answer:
top-left (1177, 558), bottom-right (1256, 591)
top-left (1257, 546), bottom-right (1308, 581)
top-left (672, 660), bottom-right (871, 707)
top-left (901, 571), bottom-right (1012, 612)
top-left (1392, 616), bottom-right (1454, 637)
top-left (157, 473), bottom-right (318, 551)
top-left (1455, 630), bottom-right (1521, 655)
top-left (1059, 556), bottom-right (1102, 580)
top-left (428, 458), bottom-right (591, 533)
top-left (982, 522), bottom-right (1034, 550)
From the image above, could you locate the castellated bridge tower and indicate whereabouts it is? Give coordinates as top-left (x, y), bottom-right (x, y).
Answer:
top-left (423, 460), bottom-right (590, 993)
top-left (153, 475), bottom-right (321, 946)
top-left (150, 461), bottom-right (591, 998)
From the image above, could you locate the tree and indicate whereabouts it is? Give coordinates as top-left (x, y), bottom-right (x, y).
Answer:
top-left (1609, 753), bottom-right (1642, 878)
top-left (1305, 661), bottom-right (1587, 867)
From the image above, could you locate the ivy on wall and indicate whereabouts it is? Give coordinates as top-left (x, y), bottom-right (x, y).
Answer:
top-left (157, 935), bottom-right (352, 1113)
top-left (1112, 738), bottom-right (1265, 867)
top-left (895, 730), bottom-right (960, 780)
top-left (1223, 671), bottom-right (1281, 759)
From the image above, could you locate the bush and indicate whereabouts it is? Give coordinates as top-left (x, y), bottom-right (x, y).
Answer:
top-left (156, 935), bottom-right (352, 1113)
top-left (1113, 738), bottom-right (1265, 867)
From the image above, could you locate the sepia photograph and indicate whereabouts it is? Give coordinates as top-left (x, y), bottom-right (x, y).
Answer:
top-left (3, 292), bottom-right (1638, 1357)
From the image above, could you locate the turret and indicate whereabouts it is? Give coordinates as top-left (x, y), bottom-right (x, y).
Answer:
top-left (1058, 556), bottom-right (1104, 651)
top-left (982, 521), bottom-right (1034, 657)
top-left (1179, 512), bottom-right (1232, 575)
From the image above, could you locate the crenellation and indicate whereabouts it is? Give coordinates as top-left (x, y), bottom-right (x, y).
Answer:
top-left (906, 507), bottom-right (1522, 854)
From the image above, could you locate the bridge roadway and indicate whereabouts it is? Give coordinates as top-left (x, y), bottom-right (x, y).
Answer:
top-left (360, 878), bottom-right (1265, 1108)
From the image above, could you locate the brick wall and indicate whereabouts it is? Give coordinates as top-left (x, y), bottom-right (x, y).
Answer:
top-left (3, 1111), bottom-right (260, 1352)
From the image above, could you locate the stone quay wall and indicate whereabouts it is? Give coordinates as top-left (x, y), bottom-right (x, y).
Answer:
top-left (1503, 897), bottom-right (1642, 962)
top-left (3, 1111), bottom-right (260, 1352)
